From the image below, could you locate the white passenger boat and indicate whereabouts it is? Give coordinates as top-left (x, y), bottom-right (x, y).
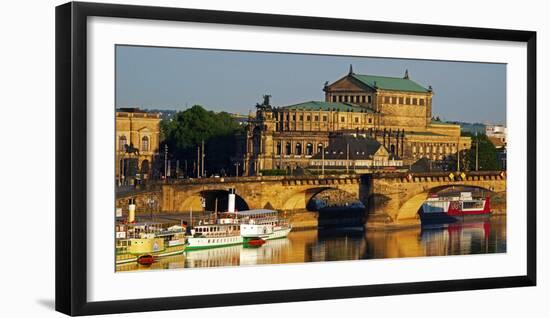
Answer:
top-left (186, 190), bottom-right (291, 251)
top-left (239, 209), bottom-right (292, 241)
top-left (186, 223), bottom-right (243, 250)
top-left (186, 189), bottom-right (243, 250)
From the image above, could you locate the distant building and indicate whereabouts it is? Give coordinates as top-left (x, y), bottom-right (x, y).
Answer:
top-left (230, 113), bottom-right (249, 126)
top-left (116, 108), bottom-right (161, 184)
top-left (485, 123), bottom-right (507, 148)
top-left (244, 66), bottom-right (471, 175)
top-left (308, 134), bottom-right (403, 173)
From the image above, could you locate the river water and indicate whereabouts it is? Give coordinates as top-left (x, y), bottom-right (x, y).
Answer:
top-left (116, 216), bottom-right (506, 271)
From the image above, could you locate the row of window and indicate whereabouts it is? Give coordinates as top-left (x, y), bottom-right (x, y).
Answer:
top-left (278, 113), bottom-right (374, 124)
top-left (383, 96), bottom-right (426, 106)
top-left (279, 113), bottom-right (327, 122)
top-left (310, 160), bottom-right (402, 167)
top-left (331, 95), bottom-right (372, 103)
top-left (412, 145), bottom-right (456, 155)
top-left (118, 135), bottom-right (150, 151)
top-left (277, 116), bottom-right (373, 131)
top-left (196, 225), bottom-right (239, 233)
top-left (414, 154), bottom-right (445, 161)
top-left (276, 142), bottom-right (324, 156)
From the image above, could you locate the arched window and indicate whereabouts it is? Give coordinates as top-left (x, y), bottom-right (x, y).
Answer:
top-left (276, 142), bottom-right (281, 155)
top-left (119, 135), bottom-right (127, 151)
top-left (285, 142), bottom-right (291, 155)
top-left (295, 143), bottom-right (302, 155)
top-left (317, 143), bottom-right (324, 154)
top-left (306, 143), bottom-right (313, 156)
top-left (141, 136), bottom-right (149, 151)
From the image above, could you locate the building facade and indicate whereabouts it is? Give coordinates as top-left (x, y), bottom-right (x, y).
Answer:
top-left (485, 123), bottom-right (507, 148)
top-left (244, 67), bottom-right (471, 175)
top-left (309, 134), bottom-right (403, 174)
top-left (116, 108), bottom-right (161, 184)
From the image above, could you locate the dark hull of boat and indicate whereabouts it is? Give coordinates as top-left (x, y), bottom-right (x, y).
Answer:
top-left (419, 212), bottom-right (491, 224)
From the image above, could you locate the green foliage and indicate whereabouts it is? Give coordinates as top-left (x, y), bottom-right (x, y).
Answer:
top-left (463, 133), bottom-right (500, 171)
top-left (161, 105), bottom-right (244, 176)
top-left (162, 105), bottom-right (241, 149)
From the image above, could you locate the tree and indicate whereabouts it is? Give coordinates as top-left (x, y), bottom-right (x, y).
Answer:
top-left (462, 132), bottom-right (500, 171)
top-left (161, 105), bottom-right (244, 176)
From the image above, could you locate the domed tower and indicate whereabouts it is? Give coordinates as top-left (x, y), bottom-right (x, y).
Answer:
top-left (244, 95), bottom-right (276, 175)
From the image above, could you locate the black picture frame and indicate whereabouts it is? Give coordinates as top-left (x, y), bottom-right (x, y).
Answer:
top-left (55, 1), bottom-right (536, 316)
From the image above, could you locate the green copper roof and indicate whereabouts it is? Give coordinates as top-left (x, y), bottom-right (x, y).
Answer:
top-left (281, 101), bottom-right (374, 112)
top-left (351, 74), bottom-right (430, 93)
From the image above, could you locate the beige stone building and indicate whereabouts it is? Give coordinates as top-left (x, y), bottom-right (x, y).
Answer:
top-left (244, 67), bottom-right (471, 175)
top-left (116, 108), bottom-right (161, 184)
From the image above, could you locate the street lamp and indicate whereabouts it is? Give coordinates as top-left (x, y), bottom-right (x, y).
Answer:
top-left (234, 162), bottom-right (240, 178)
top-left (164, 144), bottom-right (168, 180)
top-left (475, 132), bottom-right (479, 171)
top-left (146, 198), bottom-right (156, 220)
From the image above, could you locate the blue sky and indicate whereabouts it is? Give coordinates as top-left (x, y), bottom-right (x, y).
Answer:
top-left (116, 45), bottom-right (506, 124)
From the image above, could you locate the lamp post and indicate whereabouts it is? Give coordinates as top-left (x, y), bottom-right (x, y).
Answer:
top-left (321, 144), bottom-right (325, 176)
top-left (457, 139), bottom-right (460, 172)
top-left (346, 142), bottom-right (350, 174)
top-left (146, 198), bottom-right (156, 220)
top-left (201, 139), bottom-right (205, 177)
top-left (196, 145), bottom-right (200, 178)
top-left (475, 132), bottom-right (479, 171)
top-left (234, 162), bottom-right (240, 178)
top-left (164, 144), bottom-right (168, 180)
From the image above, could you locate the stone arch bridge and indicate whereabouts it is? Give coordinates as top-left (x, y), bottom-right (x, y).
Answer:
top-left (366, 171), bottom-right (507, 227)
top-left (159, 175), bottom-right (363, 213)
top-left (116, 171), bottom-right (506, 227)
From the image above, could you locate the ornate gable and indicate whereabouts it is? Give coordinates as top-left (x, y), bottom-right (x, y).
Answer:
top-left (325, 75), bottom-right (374, 93)
top-left (374, 146), bottom-right (389, 157)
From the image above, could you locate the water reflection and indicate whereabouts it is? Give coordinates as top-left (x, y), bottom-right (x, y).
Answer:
top-left (117, 216), bottom-right (506, 271)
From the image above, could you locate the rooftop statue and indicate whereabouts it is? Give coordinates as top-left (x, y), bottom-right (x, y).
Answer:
top-left (256, 94), bottom-right (272, 110)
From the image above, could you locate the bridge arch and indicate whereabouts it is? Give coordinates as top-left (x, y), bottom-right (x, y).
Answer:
top-left (395, 184), bottom-right (498, 221)
top-left (282, 187), bottom-right (358, 211)
top-left (176, 189), bottom-right (250, 212)
top-left (200, 189), bottom-right (250, 212)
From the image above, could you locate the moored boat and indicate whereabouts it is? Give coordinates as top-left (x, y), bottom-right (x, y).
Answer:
top-left (419, 191), bottom-right (491, 224)
top-left (186, 191), bottom-right (291, 251)
top-left (186, 189), bottom-right (243, 251)
top-left (186, 223), bottom-right (243, 250)
top-left (239, 209), bottom-right (292, 241)
top-left (115, 222), bottom-right (187, 265)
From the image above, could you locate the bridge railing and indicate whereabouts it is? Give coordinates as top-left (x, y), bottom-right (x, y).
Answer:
top-left (372, 170), bottom-right (506, 180)
top-left (144, 174), bottom-right (363, 186)
top-left (115, 183), bottom-right (162, 196)
top-left (128, 171), bottom-right (505, 188)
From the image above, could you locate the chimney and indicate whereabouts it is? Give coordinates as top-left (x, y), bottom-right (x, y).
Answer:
top-left (128, 198), bottom-right (136, 223)
top-left (228, 188), bottom-right (236, 213)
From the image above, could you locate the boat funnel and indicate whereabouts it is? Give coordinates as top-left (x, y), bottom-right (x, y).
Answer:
top-left (128, 198), bottom-right (136, 223)
top-left (228, 188), bottom-right (236, 213)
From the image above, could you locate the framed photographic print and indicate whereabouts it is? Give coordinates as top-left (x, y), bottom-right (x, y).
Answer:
top-left (55, 1), bottom-right (536, 316)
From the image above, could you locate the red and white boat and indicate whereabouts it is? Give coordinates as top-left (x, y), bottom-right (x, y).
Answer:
top-left (419, 192), bottom-right (491, 223)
